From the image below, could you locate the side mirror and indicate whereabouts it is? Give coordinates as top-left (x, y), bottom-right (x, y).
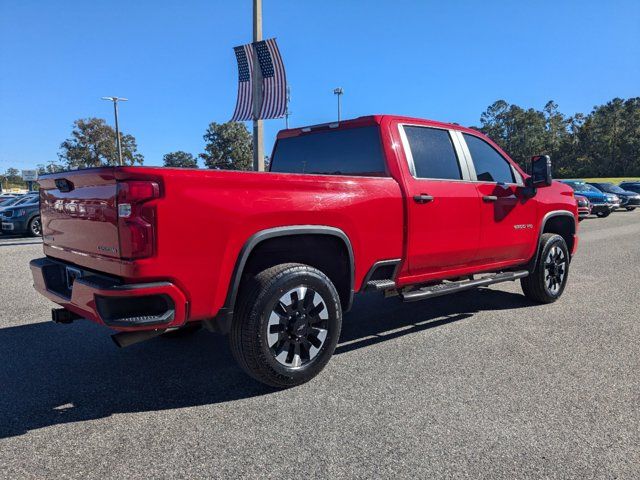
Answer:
top-left (530, 155), bottom-right (552, 188)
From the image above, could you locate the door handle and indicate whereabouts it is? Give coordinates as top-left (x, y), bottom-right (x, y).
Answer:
top-left (482, 195), bottom-right (498, 202)
top-left (413, 194), bottom-right (434, 204)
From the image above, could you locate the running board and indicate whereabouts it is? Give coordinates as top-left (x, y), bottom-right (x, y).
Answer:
top-left (400, 271), bottom-right (529, 302)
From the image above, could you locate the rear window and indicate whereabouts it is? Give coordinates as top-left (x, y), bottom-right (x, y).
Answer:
top-left (270, 126), bottom-right (387, 176)
top-left (403, 126), bottom-right (462, 180)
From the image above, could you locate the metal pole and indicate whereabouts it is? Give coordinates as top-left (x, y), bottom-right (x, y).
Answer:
top-left (333, 87), bottom-right (343, 122)
top-left (102, 96), bottom-right (127, 166)
top-left (252, 0), bottom-right (265, 171)
top-left (113, 100), bottom-right (123, 166)
top-left (285, 86), bottom-right (291, 129)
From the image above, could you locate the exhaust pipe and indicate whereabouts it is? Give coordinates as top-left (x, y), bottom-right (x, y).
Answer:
top-left (52, 308), bottom-right (82, 324)
top-left (111, 329), bottom-right (165, 348)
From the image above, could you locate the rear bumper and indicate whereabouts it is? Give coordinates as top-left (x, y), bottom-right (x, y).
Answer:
top-left (30, 257), bottom-right (187, 331)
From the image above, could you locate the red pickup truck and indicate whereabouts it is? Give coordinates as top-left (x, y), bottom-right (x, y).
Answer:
top-left (32, 115), bottom-right (578, 387)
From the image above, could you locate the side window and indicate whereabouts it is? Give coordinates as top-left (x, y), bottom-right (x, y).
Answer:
top-left (463, 133), bottom-right (515, 184)
top-left (403, 126), bottom-right (462, 180)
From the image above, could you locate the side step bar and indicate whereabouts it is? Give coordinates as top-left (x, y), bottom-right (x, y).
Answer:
top-left (401, 270), bottom-right (529, 302)
top-left (365, 279), bottom-right (396, 291)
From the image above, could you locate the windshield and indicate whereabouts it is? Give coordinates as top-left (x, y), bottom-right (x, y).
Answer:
top-left (601, 184), bottom-right (627, 194)
top-left (0, 197), bottom-right (21, 207)
top-left (567, 182), bottom-right (601, 194)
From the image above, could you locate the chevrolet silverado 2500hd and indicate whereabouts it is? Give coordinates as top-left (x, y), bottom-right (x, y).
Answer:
top-left (31, 115), bottom-right (578, 387)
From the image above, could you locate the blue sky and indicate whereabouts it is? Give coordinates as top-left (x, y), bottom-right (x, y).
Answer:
top-left (1, 0), bottom-right (639, 171)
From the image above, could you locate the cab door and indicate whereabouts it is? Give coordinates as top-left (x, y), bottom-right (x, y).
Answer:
top-left (399, 125), bottom-right (482, 277)
top-left (459, 132), bottom-right (536, 264)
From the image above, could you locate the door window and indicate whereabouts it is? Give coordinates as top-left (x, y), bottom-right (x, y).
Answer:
top-left (403, 126), bottom-right (462, 180)
top-left (463, 133), bottom-right (515, 184)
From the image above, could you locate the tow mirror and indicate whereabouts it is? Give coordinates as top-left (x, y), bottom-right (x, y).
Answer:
top-left (530, 155), bottom-right (552, 188)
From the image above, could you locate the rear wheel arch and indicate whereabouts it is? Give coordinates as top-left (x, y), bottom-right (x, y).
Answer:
top-left (220, 226), bottom-right (355, 326)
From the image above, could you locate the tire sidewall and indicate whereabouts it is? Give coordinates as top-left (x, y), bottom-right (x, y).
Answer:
top-left (29, 216), bottom-right (41, 237)
top-left (537, 235), bottom-right (569, 300)
top-left (252, 269), bottom-right (341, 383)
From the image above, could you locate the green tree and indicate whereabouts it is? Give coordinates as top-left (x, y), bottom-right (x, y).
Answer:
top-left (4, 167), bottom-right (21, 183)
top-left (58, 118), bottom-right (144, 169)
top-left (475, 97), bottom-right (640, 178)
top-left (37, 160), bottom-right (65, 175)
top-left (163, 151), bottom-right (198, 168)
top-left (200, 121), bottom-right (252, 170)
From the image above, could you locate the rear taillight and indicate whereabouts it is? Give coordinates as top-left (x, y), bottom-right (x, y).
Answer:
top-left (117, 181), bottom-right (160, 259)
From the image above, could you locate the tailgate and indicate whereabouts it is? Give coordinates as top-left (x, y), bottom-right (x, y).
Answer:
top-left (39, 168), bottom-right (121, 259)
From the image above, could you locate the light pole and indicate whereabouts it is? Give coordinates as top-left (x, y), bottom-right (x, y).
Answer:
top-left (333, 87), bottom-right (344, 122)
top-left (101, 96), bottom-right (128, 166)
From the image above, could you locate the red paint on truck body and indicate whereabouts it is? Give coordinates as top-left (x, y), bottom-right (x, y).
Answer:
top-left (32, 115), bottom-right (578, 331)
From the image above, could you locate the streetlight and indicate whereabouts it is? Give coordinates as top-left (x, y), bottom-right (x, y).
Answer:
top-left (101, 96), bottom-right (128, 166)
top-left (333, 87), bottom-right (344, 122)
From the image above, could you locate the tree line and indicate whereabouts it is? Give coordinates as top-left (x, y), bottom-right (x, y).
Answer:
top-left (473, 97), bottom-right (640, 177)
top-left (3, 96), bottom-right (638, 180)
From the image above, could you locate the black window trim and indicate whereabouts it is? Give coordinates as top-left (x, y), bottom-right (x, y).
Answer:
top-left (397, 123), bottom-right (473, 182)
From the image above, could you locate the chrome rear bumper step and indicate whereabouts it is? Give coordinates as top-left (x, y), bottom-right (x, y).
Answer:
top-left (401, 270), bottom-right (529, 302)
top-left (365, 279), bottom-right (396, 291)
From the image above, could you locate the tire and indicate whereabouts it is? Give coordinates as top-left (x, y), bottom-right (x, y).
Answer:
top-left (596, 210), bottom-right (610, 218)
top-left (626, 207), bottom-right (635, 212)
top-left (521, 233), bottom-right (570, 304)
top-left (230, 263), bottom-right (342, 388)
top-left (161, 322), bottom-right (202, 338)
top-left (28, 216), bottom-right (42, 237)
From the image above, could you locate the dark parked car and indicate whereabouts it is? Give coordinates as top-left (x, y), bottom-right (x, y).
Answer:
top-left (587, 182), bottom-right (640, 211)
top-left (0, 195), bottom-right (41, 236)
top-left (559, 180), bottom-right (613, 217)
top-left (575, 195), bottom-right (592, 220)
top-left (619, 181), bottom-right (640, 195)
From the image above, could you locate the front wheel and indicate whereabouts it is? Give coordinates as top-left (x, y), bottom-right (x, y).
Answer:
top-left (596, 210), bottom-right (610, 218)
top-left (521, 233), bottom-right (570, 303)
top-left (230, 263), bottom-right (342, 388)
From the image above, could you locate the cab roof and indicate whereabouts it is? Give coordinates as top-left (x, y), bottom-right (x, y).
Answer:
top-left (276, 115), bottom-right (480, 139)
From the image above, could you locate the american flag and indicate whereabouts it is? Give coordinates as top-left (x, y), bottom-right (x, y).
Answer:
top-left (230, 43), bottom-right (254, 122)
top-left (254, 38), bottom-right (287, 119)
top-left (230, 38), bottom-right (287, 122)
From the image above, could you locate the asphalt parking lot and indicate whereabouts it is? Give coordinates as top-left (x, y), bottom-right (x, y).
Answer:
top-left (1, 214), bottom-right (639, 479)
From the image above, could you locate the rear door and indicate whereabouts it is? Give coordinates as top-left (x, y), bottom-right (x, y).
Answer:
top-left (399, 124), bottom-right (482, 276)
top-left (460, 132), bottom-right (536, 264)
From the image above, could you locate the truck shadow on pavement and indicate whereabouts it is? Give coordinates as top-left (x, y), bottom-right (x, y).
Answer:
top-left (0, 288), bottom-right (534, 439)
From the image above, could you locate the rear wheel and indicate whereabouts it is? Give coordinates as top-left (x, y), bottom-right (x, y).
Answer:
top-left (626, 207), bottom-right (636, 211)
top-left (521, 233), bottom-right (569, 303)
top-left (28, 216), bottom-right (41, 237)
top-left (230, 263), bottom-right (341, 388)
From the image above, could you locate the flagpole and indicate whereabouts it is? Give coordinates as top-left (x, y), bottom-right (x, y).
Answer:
top-left (252, 0), bottom-right (265, 171)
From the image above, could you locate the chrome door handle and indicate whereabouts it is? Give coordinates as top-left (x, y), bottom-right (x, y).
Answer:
top-left (483, 195), bottom-right (498, 202)
top-left (413, 194), bottom-right (434, 204)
